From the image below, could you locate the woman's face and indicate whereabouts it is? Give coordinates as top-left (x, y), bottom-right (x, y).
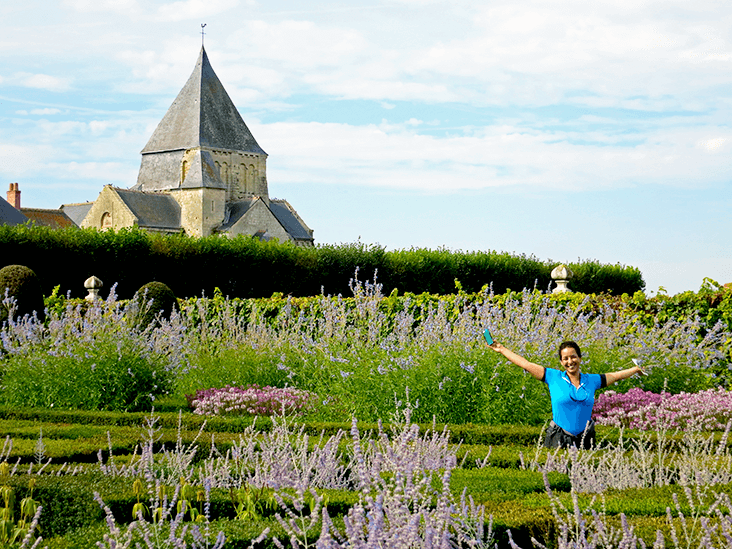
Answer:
top-left (560, 347), bottom-right (581, 375)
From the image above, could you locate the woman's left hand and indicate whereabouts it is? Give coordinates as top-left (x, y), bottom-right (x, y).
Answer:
top-left (632, 358), bottom-right (649, 376)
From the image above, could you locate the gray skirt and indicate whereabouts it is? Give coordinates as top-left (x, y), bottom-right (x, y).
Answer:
top-left (544, 420), bottom-right (596, 450)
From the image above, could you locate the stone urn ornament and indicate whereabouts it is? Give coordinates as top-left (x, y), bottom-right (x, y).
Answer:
top-left (84, 276), bottom-right (103, 302)
top-left (551, 264), bottom-right (573, 294)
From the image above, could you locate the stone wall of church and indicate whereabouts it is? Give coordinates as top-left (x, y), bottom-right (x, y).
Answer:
top-left (171, 187), bottom-right (225, 237)
top-left (81, 186), bottom-right (137, 230)
top-left (209, 150), bottom-right (268, 202)
top-left (136, 150), bottom-right (186, 191)
top-left (228, 200), bottom-right (291, 242)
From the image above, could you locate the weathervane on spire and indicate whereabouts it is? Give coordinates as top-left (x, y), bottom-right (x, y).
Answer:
top-left (201, 23), bottom-right (207, 46)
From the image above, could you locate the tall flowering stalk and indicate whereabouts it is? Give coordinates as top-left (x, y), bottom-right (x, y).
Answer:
top-left (264, 407), bottom-right (492, 548)
top-left (0, 287), bottom-right (188, 411)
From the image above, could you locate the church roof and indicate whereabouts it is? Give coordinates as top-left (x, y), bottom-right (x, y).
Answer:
top-left (218, 198), bottom-right (257, 231)
top-left (0, 196), bottom-right (28, 226)
top-left (269, 199), bottom-right (313, 242)
top-left (115, 189), bottom-right (181, 230)
top-left (220, 197), bottom-right (313, 242)
top-left (21, 208), bottom-right (76, 229)
top-left (141, 47), bottom-right (266, 156)
top-left (60, 202), bottom-right (94, 226)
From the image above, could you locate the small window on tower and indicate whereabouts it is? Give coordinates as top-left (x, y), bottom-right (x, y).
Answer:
top-left (211, 200), bottom-right (214, 212)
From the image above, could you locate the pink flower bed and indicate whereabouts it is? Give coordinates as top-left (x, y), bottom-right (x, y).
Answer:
top-left (187, 384), bottom-right (318, 417)
top-left (594, 387), bottom-right (732, 430)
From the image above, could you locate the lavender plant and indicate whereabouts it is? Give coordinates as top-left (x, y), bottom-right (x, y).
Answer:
top-left (509, 472), bottom-right (732, 549)
top-left (524, 399), bottom-right (732, 494)
top-left (263, 408), bottom-right (492, 549)
top-left (0, 287), bottom-right (188, 411)
top-left (507, 472), bottom-right (646, 549)
top-left (198, 413), bottom-right (351, 491)
top-left (3, 272), bottom-right (724, 424)
top-left (176, 280), bottom-right (725, 425)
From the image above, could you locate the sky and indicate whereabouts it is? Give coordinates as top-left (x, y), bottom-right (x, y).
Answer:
top-left (2, 0), bottom-right (732, 296)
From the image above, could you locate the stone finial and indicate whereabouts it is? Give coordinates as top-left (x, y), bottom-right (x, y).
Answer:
top-left (551, 264), bottom-right (573, 294)
top-left (84, 276), bottom-right (103, 302)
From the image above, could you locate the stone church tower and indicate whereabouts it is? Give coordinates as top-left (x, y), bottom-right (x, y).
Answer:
top-left (78, 47), bottom-right (314, 244)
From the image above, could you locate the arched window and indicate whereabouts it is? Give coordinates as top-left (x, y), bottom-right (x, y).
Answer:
top-left (239, 164), bottom-right (247, 196)
top-left (222, 162), bottom-right (230, 195)
top-left (249, 164), bottom-right (257, 194)
top-left (101, 212), bottom-right (112, 229)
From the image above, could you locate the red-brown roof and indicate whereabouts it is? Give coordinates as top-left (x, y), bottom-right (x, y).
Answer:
top-left (20, 208), bottom-right (77, 229)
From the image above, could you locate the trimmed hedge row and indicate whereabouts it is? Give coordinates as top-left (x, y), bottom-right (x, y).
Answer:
top-left (19, 468), bottom-right (732, 549)
top-left (0, 225), bottom-right (644, 299)
top-left (0, 407), bottom-right (708, 452)
top-left (3, 409), bottom-right (732, 548)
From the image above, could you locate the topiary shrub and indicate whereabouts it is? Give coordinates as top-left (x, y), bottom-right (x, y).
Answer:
top-left (130, 281), bottom-right (178, 329)
top-left (0, 264), bottom-right (45, 324)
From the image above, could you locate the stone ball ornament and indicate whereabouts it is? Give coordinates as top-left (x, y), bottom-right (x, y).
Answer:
top-left (551, 264), bottom-right (574, 294)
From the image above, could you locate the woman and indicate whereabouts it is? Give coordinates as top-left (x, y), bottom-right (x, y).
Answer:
top-left (488, 339), bottom-right (644, 449)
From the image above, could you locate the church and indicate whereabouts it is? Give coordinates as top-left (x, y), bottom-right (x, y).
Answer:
top-left (6, 47), bottom-right (314, 245)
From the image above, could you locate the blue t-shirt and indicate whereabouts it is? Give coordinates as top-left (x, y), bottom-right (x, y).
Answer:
top-left (542, 368), bottom-right (605, 436)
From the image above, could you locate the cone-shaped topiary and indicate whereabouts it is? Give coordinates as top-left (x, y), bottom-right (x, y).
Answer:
top-left (0, 264), bottom-right (45, 325)
top-left (130, 281), bottom-right (178, 329)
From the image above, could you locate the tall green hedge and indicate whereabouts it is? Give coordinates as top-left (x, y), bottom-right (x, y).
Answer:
top-left (0, 225), bottom-right (644, 298)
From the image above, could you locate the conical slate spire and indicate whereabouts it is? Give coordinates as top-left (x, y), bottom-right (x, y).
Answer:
top-left (141, 47), bottom-right (266, 155)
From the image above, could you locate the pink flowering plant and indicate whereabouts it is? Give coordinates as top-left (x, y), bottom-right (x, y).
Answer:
top-left (187, 384), bottom-right (318, 417)
top-left (594, 387), bottom-right (732, 430)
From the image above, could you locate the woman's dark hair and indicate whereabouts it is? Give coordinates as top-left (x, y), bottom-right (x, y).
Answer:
top-left (558, 341), bottom-right (582, 359)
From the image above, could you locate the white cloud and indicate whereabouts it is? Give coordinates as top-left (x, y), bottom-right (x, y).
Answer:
top-left (52, 161), bottom-right (137, 183)
top-left (228, 20), bottom-right (369, 68)
top-left (0, 144), bottom-right (57, 178)
top-left (30, 108), bottom-right (62, 115)
top-left (14, 73), bottom-right (71, 92)
top-left (156, 0), bottom-right (240, 22)
top-left (61, 0), bottom-right (141, 15)
top-left (702, 137), bottom-right (727, 152)
top-left (256, 119), bottom-right (731, 193)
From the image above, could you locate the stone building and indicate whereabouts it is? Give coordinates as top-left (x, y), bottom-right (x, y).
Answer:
top-left (76, 47), bottom-right (314, 244)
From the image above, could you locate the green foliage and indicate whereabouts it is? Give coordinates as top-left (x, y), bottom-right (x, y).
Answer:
top-left (621, 277), bottom-right (732, 384)
top-left (0, 469), bottom-right (42, 548)
top-left (0, 224), bottom-right (644, 298)
top-left (175, 346), bottom-right (295, 399)
top-left (15, 474), bottom-right (103, 538)
top-left (229, 485), bottom-right (276, 521)
top-left (2, 406), bottom-right (732, 548)
top-left (451, 468), bottom-right (571, 496)
top-left (0, 224), bottom-right (153, 300)
top-left (0, 264), bottom-right (45, 325)
top-left (568, 259), bottom-right (644, 296)
top-left (131, 281), bottom-right (178, 330)
top-left (0, 342), bottom-right (172, 412)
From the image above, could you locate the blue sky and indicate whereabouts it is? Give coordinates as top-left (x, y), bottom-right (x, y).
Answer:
top-left (2, 0), bottom-right (732, 295)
